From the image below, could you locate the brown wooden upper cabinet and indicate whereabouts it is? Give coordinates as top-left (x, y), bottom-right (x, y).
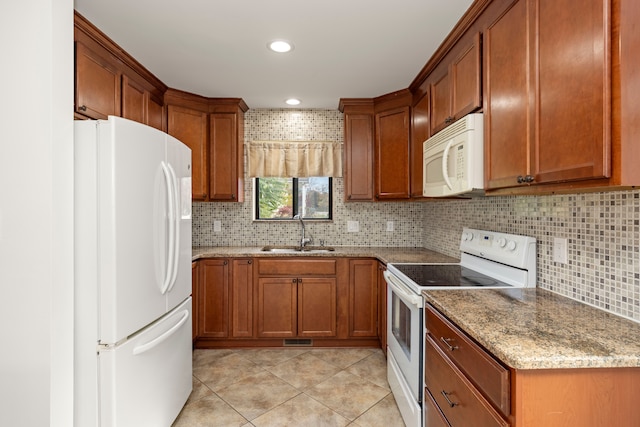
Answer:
top-left (375, 106), bottom-right (411, 200)
top-left (340, 91), bottom-right (412, 202)
top-left (429, 32), bottom-right (482, 135)
top-left (75, 41), bottom-right (121, 120)
top-left (343, 104), bottom-right (375, 201)
top-left (410, 89), bottom-right (430, 198)
top-left (484, 0), bottom-right (616, 193)
top-left (167, 101), bottom-right (209, 201)
top-left (165, 90), bottom-right (247, 202)
top-left (74, 12), bottom-right (166, 130)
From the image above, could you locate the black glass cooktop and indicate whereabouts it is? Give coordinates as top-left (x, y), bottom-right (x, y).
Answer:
top-left (392, 264), bottom-right (511, 288)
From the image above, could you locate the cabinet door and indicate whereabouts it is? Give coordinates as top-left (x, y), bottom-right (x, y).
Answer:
top-left (484, 0), bottom-right (530, 190)
top-left (344, 113), bottom-right (375, 201)
top-left (75, 42), bottom-right (121, 119)
top-left (377, 263), bottom-right (387, 353)
top-left (257, 278), bottom-right (297, 338)
top-left (167, 105), bottom-right (208, 200)
top-left (411, 91), bottom-right (430, 198)
top-left (191, 261), bottom-right (199, 341)
top-left (147, 95), bottom-right (164, 131)
top-left (375, 107), bottom-right (411, 200)
top-left (121, 75), bottom-right (145, 124)
top-left (199, 259), bottom-right (229, 338)
top-left (209, 113), bottom-right (239, 201)
top-left (348, 259), bottom-right (378, 337)
top-left (430, 68), bottom-right (452, 134)
top-left (533, 0), bottom-right (610, 184)
top-left (230, 259), bottom-right (253, 338)
top-left (451, 32), bottom-right (482, 122)
top-left (298, 278), bottom-right (337, 337)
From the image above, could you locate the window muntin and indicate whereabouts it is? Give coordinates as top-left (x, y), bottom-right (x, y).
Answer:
top-left (255, 177), bottom-right (332, 220)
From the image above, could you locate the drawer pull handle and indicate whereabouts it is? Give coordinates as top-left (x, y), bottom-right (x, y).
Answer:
top-left (441, 390), bottom-right (458, 408)
top-left (440, 337), bottom-right (458, 351)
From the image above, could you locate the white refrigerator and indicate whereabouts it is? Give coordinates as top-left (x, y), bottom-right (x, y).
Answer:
top-left (74, 116), bottom-right (193, 427)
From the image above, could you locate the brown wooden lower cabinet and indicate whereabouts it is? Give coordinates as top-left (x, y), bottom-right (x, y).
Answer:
top-left (193, 257), bottom-right (380, 348)
top-left (425, 304), bottom-right (640, 427)
top-left (230, 259), bottom-right (253, 338)
top-left (191, 261), bottom-right (199, 342)
top-left (377, 263), bottom-right (387, 353)
top-left (198, 259), bottom-right (229, 338)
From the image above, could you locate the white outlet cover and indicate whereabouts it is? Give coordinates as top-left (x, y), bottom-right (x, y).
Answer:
top-left (553, 237), bottom-right (568, 264)
top-left (386, 221), bottom-right (394, 232)
top-left (347, 220), bottom-right (359, 232)
top-left (213, 220), bottom-right (222, 232)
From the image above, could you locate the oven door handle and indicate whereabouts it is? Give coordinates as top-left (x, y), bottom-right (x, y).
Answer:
top-left (383, 271), bottom-right (424, 309)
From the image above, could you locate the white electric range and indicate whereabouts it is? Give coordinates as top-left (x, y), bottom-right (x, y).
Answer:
top-left (383, 228), bottom-right (537, 427)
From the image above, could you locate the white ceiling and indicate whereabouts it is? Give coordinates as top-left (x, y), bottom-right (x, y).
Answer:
top-left (74, 0), bottom-right (475, 109)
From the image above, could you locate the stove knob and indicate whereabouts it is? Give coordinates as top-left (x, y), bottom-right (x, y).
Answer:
top-left (506, 240), bottom-right (517, 251)
top-left (497, 237), bottom-right (507, 248)
top-left (462, 232), bottom-right (473, 241)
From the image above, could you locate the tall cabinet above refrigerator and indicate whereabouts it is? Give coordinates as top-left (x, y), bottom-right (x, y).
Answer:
top-left (74, 116), bottom-right (193, 427)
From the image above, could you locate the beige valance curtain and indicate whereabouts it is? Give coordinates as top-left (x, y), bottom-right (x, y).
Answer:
top-left (247, 140), bottom-right (343, 178)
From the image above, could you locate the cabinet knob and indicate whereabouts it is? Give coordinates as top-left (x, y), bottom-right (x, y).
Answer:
top-left (231, 194), bottom-right (235, 200)
top-left (247, 260), bottom-right (252, 265)
top-left (292, 279), bottom-right (297, 284)
top-left (78, 105), bottom-right (87, 112)
top-left (298, 278), bottom-right (302, 284)
top-left (524, 175), bottom-right (535, 183)
top-left (444, 116), bottom-right (454, 124)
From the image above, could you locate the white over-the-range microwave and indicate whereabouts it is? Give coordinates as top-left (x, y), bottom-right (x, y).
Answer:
top-left (423, 113), bottom-right (484, 197)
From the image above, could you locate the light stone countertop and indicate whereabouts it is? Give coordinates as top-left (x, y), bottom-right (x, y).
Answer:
top-left (423, 288), bottom-right (640, 370)
top-left (192, 246), bottom-right (459, 265)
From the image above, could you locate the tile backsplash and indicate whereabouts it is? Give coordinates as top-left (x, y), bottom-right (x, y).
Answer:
top-left (193, 108), bottom-right (640, 322)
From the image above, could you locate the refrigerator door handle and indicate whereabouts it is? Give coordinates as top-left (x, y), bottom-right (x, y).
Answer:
top-left (160, 161), bottom-right (176, 295)
top-left (166, 162), bottom-right (181, 294)
top-left (132, 309), bottom-right (189, 356)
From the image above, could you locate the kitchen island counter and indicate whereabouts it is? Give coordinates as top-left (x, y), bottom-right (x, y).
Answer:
top-left (193, 246), bottom-right (459, 265)
top-left (423, 287), bottom-right (640, 369)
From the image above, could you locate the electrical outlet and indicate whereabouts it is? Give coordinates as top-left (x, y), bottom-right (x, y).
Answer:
top-left (213, 220), bottom-right (222, 232)
top-left (553, 237), bottom-right (568, 264)
top-left (347, 220), bottom-right (359, 232)
top-left (386, 221), bottom-right (394, 232)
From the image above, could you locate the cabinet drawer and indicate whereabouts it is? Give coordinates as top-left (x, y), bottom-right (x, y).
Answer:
top-left (425, 336), bottom-right (509, 427)
top-left (424, 387), bottom-right (452, 427)
top-left (257, 259), bottom-right (336, 276)
top-left (426, 305), bottom-right (510, 416)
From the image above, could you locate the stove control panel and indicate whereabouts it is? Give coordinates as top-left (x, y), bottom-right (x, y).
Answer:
top-left (459, 228), bottom-right (536, 271)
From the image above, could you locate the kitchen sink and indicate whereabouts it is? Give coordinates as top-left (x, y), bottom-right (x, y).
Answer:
top-left (261, 245), bottom-right (336, 253)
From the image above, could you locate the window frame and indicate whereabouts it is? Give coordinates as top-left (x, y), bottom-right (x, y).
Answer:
top-left (254, 177), bottom-right (333, 221)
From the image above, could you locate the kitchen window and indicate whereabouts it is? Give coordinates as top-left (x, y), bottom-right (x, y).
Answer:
top-left (255, 177), bottom-right (332, 220)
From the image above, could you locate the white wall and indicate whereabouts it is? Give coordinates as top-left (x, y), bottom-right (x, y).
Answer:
top-left (0, 1), bottom-right (74, 426)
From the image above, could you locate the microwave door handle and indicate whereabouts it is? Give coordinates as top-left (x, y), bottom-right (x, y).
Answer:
top-left (442, 139), bottom-right (455, 191)
top-left (383, 271), bottom-right (423, 308)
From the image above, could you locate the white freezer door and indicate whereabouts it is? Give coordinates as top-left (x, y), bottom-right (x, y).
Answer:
top-left (98, 117), bottom-right (174, 343)
top-left (165, 133), bottom-right (192, 312)
top-left (99, 297), bottom-right (192, 427)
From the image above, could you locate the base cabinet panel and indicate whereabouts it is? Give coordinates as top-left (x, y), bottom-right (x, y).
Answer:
top-left (257, 278), bottom-right (297, 338)
top-left (231, 259), bottom-right (253, 338)
top-left (298, 278), bottom-right (337, 337)
top-left (198, 259), bottom-right (229, 338)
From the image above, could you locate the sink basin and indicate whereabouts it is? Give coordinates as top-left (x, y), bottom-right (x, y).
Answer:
top-left (261, 245), bottom-right (336, 253)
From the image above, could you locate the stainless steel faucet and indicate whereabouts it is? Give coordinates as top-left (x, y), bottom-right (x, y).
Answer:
top-left (293, 214), bottom-right (312, 249)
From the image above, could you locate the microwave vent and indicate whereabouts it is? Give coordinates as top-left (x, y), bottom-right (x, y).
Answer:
top-left (423, 114), bottom-right (481, 151)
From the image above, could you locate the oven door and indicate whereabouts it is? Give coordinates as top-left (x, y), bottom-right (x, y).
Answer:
top-left (384, 271), bottom-right (423, 403)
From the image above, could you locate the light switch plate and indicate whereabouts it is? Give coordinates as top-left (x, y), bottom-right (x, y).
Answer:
top-left (386, 221), bottom-right (394, 232)
top-left (553, 237), bottom-right (568, 264)
top-left (213, 220), bottom-right (222, 232)
top-left (347, 220), bottom-right (359, 232)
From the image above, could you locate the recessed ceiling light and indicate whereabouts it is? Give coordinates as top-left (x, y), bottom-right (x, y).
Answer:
top-left (285, 98), bottom-right (301, 106)
top-left (268, 40), bottom-right (293, 53)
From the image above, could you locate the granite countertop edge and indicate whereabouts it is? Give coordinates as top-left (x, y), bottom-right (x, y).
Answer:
top-left (423, 288), bottom-right (640, 370)
top-left (192, 246), bottom-right (459, 265)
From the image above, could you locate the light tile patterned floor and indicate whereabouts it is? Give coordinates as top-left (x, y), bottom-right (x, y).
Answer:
top-left (172, 348), bottom-right (406, 427)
